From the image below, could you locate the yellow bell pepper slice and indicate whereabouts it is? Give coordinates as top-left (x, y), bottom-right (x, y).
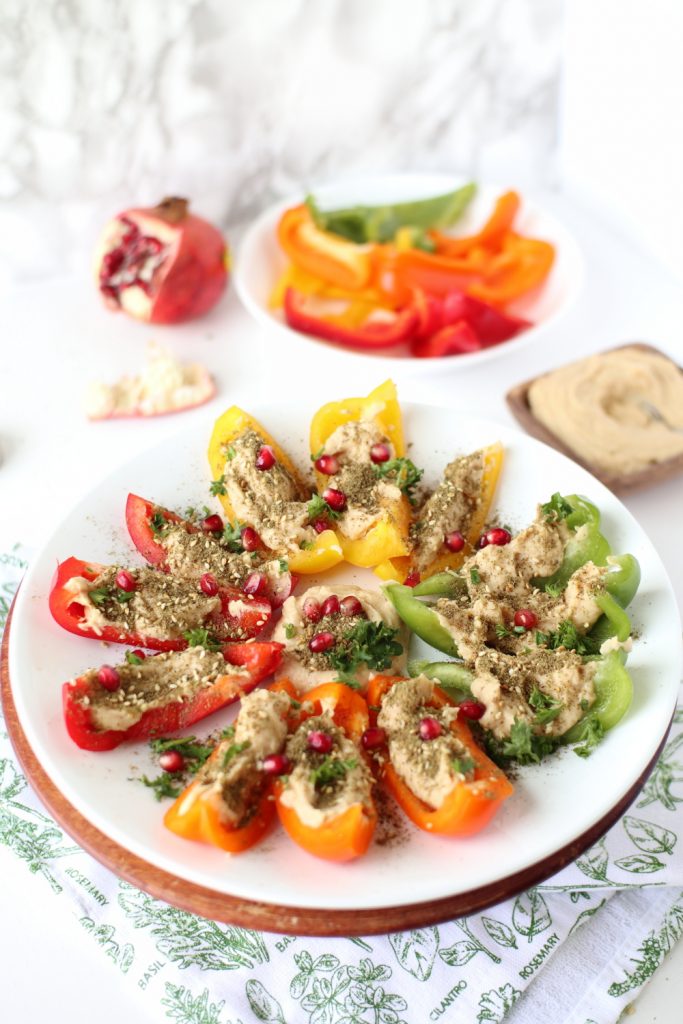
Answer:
top-left (208, 406), bottom-right (343, 575)
top-left (374, 442), bottom-right (504, 582)
top-left (309, 380), bottom-right (410, 569)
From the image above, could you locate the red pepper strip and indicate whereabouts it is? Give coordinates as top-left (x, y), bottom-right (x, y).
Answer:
top-left (273, 682), bottom-right (377, 861)
top-left (367, 675), bottom-right (513, 836)
top-left (430, 190), bottom-right (521, 256)
top-left (283, 287), bottom-right (417, 350)
top-left (49, 557), bottom-right (272, 650)
top-left (62, 641), bottom-right (283, 751)
top-left (439, 291), bottom-right (530, 345)
top-left (124, 493), bottom-right (298, 608)
top-left (411, 321), bottom-right (482, 358)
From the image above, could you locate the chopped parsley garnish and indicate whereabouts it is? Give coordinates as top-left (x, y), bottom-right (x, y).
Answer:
top-left (150, 511), bottom-right (168, 536)
top-left (139, 735), bottom-right (216, 801)
top-left (278, 558), bottom-right (288, 574)
top-left (310, 446), bottom-right (324, 461)
top-left (534, 621), bottom-right (600, 656)
top-left (529, 686), bottom-right (564, 726)
top-left (308, 494), bottom-right (341, 522)
top-left (469, 568), bottom-right (481, 585)
top-left (299, 540), bottom-right (314, 550)
top-left (573, 718), bottom-right (605, 758)
top-left (223, 445), bottom-right (236, 461)
top-left (495, 624), bottom-right (512, 639)
top-left (544, 581), bottom-right (565, 598)
top-left (183, 627), bottom-right (222, 652)
top-left (310, 757), bottom-right (357, 790)
top-left (125, 651), bottom-right (144, 666)
top-left (221, 521), bottom-right (244, 552)
top-left (328, 620), bottom-right (403, 674)
top-left (541, 492), bottom-right (574, 522)
top-left (333, 670), bottom-right (362, 690)
top-left (89, 587), bottom-right (111, 606)
top-left (115, 588), bottom-right (135, 603)
top-left (139, 773), bottom-right (184, 801)
top-left (222, 740), bottom-right (250, 768)
top-left (372, 457), bottom-right (423, 505)
top-left (284, 623), bottom-right (297, 639)
top-left (451, 756), bottom-right (476, 777)
top-left (150, 735), bottom-right (215, 763)
top-left (184, 506), bottom-right (197, 520)
top-left (210, 475), bottom-right (227, 496)
top-left (486, 719), bottom-right (559, 766)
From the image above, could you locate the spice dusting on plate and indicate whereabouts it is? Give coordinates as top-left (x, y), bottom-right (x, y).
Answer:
top-left (527, 346), bottom-right (683, 476)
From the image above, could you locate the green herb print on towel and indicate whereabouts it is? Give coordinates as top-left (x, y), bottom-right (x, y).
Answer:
top-left (608, 895), bottom-right (683, 997)
top-left (637, 731), bottom-right (683, 812)
top-left (162, 982), bottom-right (244, 1024)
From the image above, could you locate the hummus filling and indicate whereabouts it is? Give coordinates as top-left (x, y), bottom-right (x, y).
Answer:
top-left (162, 525), bottom-right (283, 590)
top-left (279, 713), bottom-right (373, 827)
top-left (410, 449), bottom-right (485, 573)
top-left (527, 346), bottom-right (683, 475)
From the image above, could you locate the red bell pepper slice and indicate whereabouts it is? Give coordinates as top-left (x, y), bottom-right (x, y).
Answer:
top-left (411, 321), bottom-right (482, 358)
top-left (125, 493), bottom-right (298, 607)
top-left (62, 641), bottom-right (283, 751)
top-left (283, 286), bottom-right (418, 350)
top-left (440, 291), bottom-right (530, 345)
top-left (49, 556), bottom-right (272, 651)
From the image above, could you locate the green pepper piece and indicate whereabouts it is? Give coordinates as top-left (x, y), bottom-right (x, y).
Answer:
top-left (306, 183), bottom-right (477, 244)
top-left (534, 493), bottom-right (611, 593)
top-left (412, 572), bottom-right (467, 598)
top-left (408, 659), bottom-right (474, 702)
top-left (604, 554), bottom-right (641, 609)
top-left (563, 650), bottom-right (633, 743)
top-left (384, 584), bottom-right (459, 658)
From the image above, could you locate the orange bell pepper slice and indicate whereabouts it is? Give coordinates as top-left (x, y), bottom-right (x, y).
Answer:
top-left (430, 190), bottom-right (521, 256)
top-left (273, 682), bottom-right (376, 861)
top-left (164, 776), bottom-right (276, 853)
top-left (367, 675), bottom-right (513, 836)
top-left (277, 205), bottom-right (375, 291)
top-left (309, 380), bottom-right (411, 568)
top-left (467, 233), bottom-right (555, 307)
top-left (208, 406), bottom-right (343, 575)
top-left (374, 441), bottom-right (504, 583)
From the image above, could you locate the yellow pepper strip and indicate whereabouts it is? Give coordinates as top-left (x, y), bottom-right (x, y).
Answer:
top-left (374, 442), bottom-right (504, 583)
top-left (309, 380), bottom-right (411, 569)
top-left (269, 263), bottom-right (395, 316)
top-left (208, 406), bottom-right (343, 575)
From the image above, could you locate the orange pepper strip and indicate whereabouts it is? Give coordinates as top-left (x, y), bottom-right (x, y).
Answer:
top-left (277, 205), bottom-right (375, 291)
top-left (273, 682), bottom-right (377, 861)
top-left (164, 780), bottom-right (276, 853)
top-left (367, 675), bottom-right (513, 836)
top-left (430, 190), bottom-right (521, 256)
top-left (468, 233), bottom-right (555, 306)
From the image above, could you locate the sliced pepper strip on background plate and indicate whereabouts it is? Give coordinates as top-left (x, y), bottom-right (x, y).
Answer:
top-left (273, 682), bottom-right (376, 861)
top-left (283, 287), bottom-right (417, 350)
top-left (268, 263), bottom-right (394, 314)
top-left (367, 675), bottom-right (513, 835)
top-left (62, 641), bottom-right (283, 752)
top-left (277, 204), bottom-right (375, 291)
top-left (48, 557), bottom-right (272, 650)
top-left (430, 190), bottom-right (521, 257)
top-left (207, 405), bottom-right (343, 575)
top-left (466, 233), bottom-right (555, 307)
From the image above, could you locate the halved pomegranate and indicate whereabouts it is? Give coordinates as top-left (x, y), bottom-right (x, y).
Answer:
top-left (94, 197), bottom-right (228, 324)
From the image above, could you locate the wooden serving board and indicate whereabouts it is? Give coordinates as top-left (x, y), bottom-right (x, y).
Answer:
top-left (0, 598), bottom-right (669, 936)
top-left (506, 342), bottom-right (683, 493)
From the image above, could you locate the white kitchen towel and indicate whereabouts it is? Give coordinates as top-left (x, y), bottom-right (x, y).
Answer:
top-left (2, 546), bottom-right (682, 1024)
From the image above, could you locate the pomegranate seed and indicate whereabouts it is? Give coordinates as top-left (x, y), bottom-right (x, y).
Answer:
top-left (159, 750), bottom-right (185, 773)
top-left (97, 665), bottom-right (120, 691)
top-left (243, 571), bottom-right (268, 597)
top-left (140, 235), bottom-right (162, 254)
top-left (321, 594), bottom-right (340, 616)
top-left (361, 727), bottom-right (386, 751)
top-left (459, 700), bottom-right (486, 721)
top-left (419, 717), bottom-right (443, 741)
top-left (315, 454), bottom-right (339, 475)
top-left (241, 526), bottom-right (262, 551)
top-left (202, 513), bottom-right (224, 533)
top-left (404, 571), bottom-right (421, 588)
top-left (303, 598), bottom-right (322, 623)
top-left (323, 487), bottom-right (347, 512)
top-left (309, 631), bottom-right (336, 653)
top-left (200, 573), bottom-right (219, 596)
top-left (256, 445), bottom-right (276, 471)
top-left (514, 608), bottom-right (538, 630)
top-left (370, 443), bottom-right (391, 464)
top-left (262, 753), bottom-right (291, 776)
top-left (131, 649), bottom-right (146, 660)
top-left (444, 531), bottom-right (465, 553)
top-left (307, 730), bottom-right (333, 754)
top-left (115, 569), bottom-right (136, 592)
top-left (339, 595), bottom-right (364, 617)
top-left (102, 249), bottom-right (124, 274)
top-left (480, 527), bottom-right (512, 548)
top-left (312, 518), bottom-right (329, 534)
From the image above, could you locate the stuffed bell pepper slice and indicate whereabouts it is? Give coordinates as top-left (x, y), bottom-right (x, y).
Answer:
top-left (125, 493), bottom-right (297, 607)
top-left (366, 674), bottom-right (513, 835)
top-left (273, 682), bottom-right (377, 861)
top-left (208, 406), bottom-right (343, 575)
top-left (309, 380), bottom-right (415, 568)
top-left (49, 557), bottom-right (272, 650)
top-left (164, 686), bottom-right (294, 852)
top-left (62, 640), bottom-right (283, 752)
top-left (375, 441), bottom-right (504, 584)
top-left (272, 584), bottom-right (407, 693)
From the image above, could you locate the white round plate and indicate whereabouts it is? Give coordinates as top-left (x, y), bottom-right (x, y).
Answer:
top-left (235, 173), bottom-right (584, 372)
top-left (8, 402), bottom-right (680, 912)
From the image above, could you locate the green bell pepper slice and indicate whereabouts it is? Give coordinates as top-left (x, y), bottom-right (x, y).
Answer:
top-left (563, 650), bottom-right (633, 743)
top-left (407, 659), bottom-right (474, 702)
top-left (534, 494), bottom-right (611, 593)
top-left (384, 584), bottom-right (460, 658)
top-left (306, 183), bottom-right (477, 244)
top-left (412, 571), bottom-right (467, 598)
top-left (604, 554), bottom-right (641, 609)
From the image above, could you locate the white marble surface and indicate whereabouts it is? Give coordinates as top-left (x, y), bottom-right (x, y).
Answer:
top-left (0, 0), bottom-right (561, 285)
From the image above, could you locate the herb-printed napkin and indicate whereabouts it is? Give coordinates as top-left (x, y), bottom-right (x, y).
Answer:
top-left (2, 547), bottom-right (682, 1024)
